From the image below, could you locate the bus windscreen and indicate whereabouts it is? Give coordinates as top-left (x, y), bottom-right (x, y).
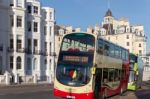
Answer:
top-left (56, 33), bottom-right (95, 87)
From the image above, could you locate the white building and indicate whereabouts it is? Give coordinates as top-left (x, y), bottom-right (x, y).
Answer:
top-left (141, 54), bottom-right (150, 81)
top-left (87, 9), bottom-right (147, 56)
top-left (0, 0), bottom-right (10, 75)
top-left (87, 9), bottom-right (148, 81)
top-left (0, 0), bottom-right (55, 84)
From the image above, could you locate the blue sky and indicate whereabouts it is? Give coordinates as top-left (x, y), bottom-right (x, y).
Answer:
top-left (41, 0), bottom-right (150, 52)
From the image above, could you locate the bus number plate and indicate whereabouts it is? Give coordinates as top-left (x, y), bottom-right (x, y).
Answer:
top-left (66, 96), bottom-right (75, 99)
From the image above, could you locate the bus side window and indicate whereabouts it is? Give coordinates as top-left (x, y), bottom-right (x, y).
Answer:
top-left (125, 50), bottom-right (129, 61)
top-left (122, 50), bottom-right (126, 60)
top-left (104, 41), bottom-right (109, 56)
top-left (114, 69), bottom-right (119, 81)
top-left (115, 46), bottom-right (121, 58)
top-left (103, 68), bottom-right (108, 83)
top-left (109, 44), bottom-right (114, 57)
top-left (109, 69), bottom-right (114, 82)
top-left (97, 39), bottom-right (104, 54)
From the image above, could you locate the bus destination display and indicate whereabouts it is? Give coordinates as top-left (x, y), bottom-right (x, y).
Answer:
top-left (63, 56), bottom-right (88, 63)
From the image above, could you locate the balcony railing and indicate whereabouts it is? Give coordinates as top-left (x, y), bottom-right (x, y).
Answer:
top-left (16, 48), bottom-right (25, 53)
top-left (7, 47), bottom-right (14, 52)
top-left (49, 52), bottom-right (56, 56)
top-left (33, 49), bottom-right (40, 55)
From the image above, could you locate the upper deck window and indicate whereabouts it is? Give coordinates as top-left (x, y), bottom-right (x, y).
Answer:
top-left (61, 33), bottom-right (95, 53)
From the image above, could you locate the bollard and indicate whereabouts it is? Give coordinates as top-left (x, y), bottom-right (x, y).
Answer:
top-left (33, 73), bottom-right (37, 84)
top-left (14, 73), bottom-right (19, 84)
top-left (5, 71), bottom-right (10, 85)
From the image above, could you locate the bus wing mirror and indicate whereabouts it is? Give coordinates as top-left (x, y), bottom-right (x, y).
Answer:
top-left (91, 67), bottom-right (96, 75)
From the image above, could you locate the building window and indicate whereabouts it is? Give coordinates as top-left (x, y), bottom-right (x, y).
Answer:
top-left (50, 26), bottom-right (51, 36)
top-left (27, 39), bottom-right (31, 51)
top-left (27, 58), bottom-right (31, 70)
top-left (10, 56), bottom-right (13, 69)
top-left (50, 12), bottom-right (52, 20)
top-left (139, 43), bottom-right (142, 47)
top-left (33, 6), bottom-right (38, 14)
top-left (17, 16), bottom-right (22, 27)
top-left (10, 39), bottom-right (14, 49)
top-left (27, 5), bottom-right (32, 14)
top-left (126, 42), bottom-right (130, 46)
top-left (45, 59), bottom-right (47, 64)
top-left (126, 35), bottom-right (129, 39)
top-left (50, 42), bottom-right (51, 52)
top-left (10, 15), bottom-right (14, 27)
top-left (44, 59), bottom-right (47, 70)
top-left (34, 39), bottom-right (38, 52)
top-left (49, 59), bottom-right (51, 69)
top-left (17, 0), bottom-right (22, 7)
top-left (45, 42), bottom-right (47, 52)
top-left (17, 39), bottom-right (22, 50)
top-left (58, 37), bottom-right (60, 41)
top-left (33, 22), bottom-right (38, 32)
top-left (33, 58), bottom-right (37, 70)
top-left (139, 50), bottom-right (142, 55)
top-left (27, 21), bottom-right (32, 32)
top-left (17, 56), bottom-right (21, 69)
top-left (44, 26), bottom-right (47, 35)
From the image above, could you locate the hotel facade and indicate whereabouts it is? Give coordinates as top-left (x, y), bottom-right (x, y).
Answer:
top-left (0, 0), bottom-right (55, 84)
top-left (87, 9), bottom-right (147, 56)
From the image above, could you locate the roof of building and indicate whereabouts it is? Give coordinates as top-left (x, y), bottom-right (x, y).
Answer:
top-left (105, 9), bottom-right (113, 17)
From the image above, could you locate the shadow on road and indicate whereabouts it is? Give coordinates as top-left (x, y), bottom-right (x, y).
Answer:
top-left (134, 81), bottom-right (150, 99)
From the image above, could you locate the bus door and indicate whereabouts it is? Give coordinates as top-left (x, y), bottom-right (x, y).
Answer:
top-left (94, 68), bottom-right (102, 99)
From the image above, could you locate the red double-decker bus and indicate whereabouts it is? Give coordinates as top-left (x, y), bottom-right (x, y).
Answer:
top-left (54, 32), bottom-right (129, 99)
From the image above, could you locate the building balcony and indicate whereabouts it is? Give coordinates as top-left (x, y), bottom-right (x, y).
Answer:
top-left (49, 52), bottom-right (56, 56)
top-left (7, 47), bottom-right (14, 52)
top-left (16, 48), bottom-right (26, 53)
top-left (33, 49), bottom-right (40, 55)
